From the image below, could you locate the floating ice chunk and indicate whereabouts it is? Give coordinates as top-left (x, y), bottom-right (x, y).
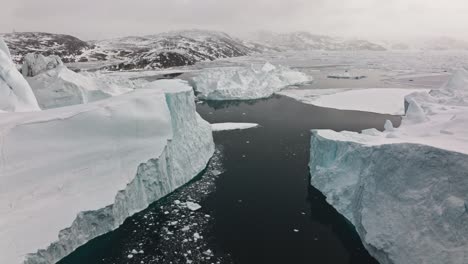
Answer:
top-left (192, 62), bottom-right (311, 100)
top-left (384, 120), bottom-right (395, 131)
top-left (261, 62), bottom-right (276, 72)
top-left (186, 201), bottom-right (202, 211)
top-left (327, 72), bottom-right (366, 79)
top-left (211, 122), bottom-right (259, 131)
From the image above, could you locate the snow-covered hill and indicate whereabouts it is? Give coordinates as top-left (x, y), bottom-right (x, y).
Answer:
top-left (247, 31), bottom-right (387, 51)
top-left (1, 30), bottom-right (255, 70)
top-left (0, 32), bottom-right (92, 64)
top-left (96, 30), bottom-right (254, 70)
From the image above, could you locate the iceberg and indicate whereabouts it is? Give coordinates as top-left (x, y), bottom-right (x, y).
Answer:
top-left (0, 39), bottom-right (40, 112)
top-left (26, 65), bottom-right (134, 109)
top-left (192, 62), bottom-right (311, 100)
top-left (23, 54), bottom-right (134, 109)
top-left (0, 79), bottom-right (214, 264)
top-left (278, 88), bottom-right (429, 115)
top-left (309, 69), bottom-right (468, 264)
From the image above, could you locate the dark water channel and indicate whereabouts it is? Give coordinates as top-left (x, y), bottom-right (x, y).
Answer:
top-left (60, 94), bottom-right (401, 264)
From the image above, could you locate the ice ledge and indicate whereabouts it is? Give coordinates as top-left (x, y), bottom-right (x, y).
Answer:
top-left (0, 80), bottom-right (214, 264)
top-left (310, 130), bottom-right (468, 264)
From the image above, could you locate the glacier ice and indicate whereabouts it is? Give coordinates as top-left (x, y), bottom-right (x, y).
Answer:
top-left (0, 79), bottom-right (214, 264)
top-left (309, 68), bottom-right (468, 264)
top-left (192, 62), bottom-right (311, 100)
top-left (0, 39), bottom-right (40, 112)
top-left (26, 62), bottom-right (134, 109)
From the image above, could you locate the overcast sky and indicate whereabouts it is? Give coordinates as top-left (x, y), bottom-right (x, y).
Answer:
top-left (2, 0), bottom-right (468, 40)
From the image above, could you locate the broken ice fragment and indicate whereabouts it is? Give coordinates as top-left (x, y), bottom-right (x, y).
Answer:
top-left (186, 201), bottom-right (202, 211)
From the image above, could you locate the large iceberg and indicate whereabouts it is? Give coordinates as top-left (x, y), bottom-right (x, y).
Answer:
top-left (192, 62), bottom-right (311, 100)
top-left (0, 38), bottom-right (40, 112)
top-left (309, 69), bottom-right (468, 264)
top-left (0, 79), bottom-right (214, 264)
top-left (23, 54), bottom-right (134, 109)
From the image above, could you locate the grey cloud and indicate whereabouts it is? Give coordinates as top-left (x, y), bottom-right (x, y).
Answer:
top-left (1, 0), bottom-right (468, 40)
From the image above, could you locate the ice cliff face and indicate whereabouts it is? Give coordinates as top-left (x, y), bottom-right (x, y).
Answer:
top-left (309, 69), bottom-right (468, 264)
top-left (310, 133), bottom-right (468, 264)
top-left (0, 80), bottom-right (214, 264)
top-left (0, 38), bottom-right (40, 112)
top-left (192, 62), bottom-right (311, 100)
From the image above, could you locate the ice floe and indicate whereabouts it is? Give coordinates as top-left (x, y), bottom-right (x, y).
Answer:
top-left (211, 122), bottom-right (259, 131)
top-left (279, 88), bottom-right (429, 115)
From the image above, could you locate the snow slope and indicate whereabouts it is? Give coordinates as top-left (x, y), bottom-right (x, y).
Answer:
top-left (309, 69), bottom-right (468, 264)
top-left (279, 88), bottom-right (429, 115)
top-left (0, 79), bottom-right (214, 264)
top-left (0, 38), bottom-right (40, 112)
top-left (192, 62), bottom-right (311, 100)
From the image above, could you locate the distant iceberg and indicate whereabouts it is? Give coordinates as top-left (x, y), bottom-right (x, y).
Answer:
top-left (192, 62), bottom-right (312, 100)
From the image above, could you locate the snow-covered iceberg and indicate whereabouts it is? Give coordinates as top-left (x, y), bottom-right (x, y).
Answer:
top-left (0, 39), bottom-right (40, 112)
top-left (26, 65), bottom-right (134, 109)
top-left (309, 69), bottom-right (468, 264)
top-left (22, 53), bottom-right (134, 109)
top-left (0, 79), bottom-right (214, 264)
top-left (192, 62), bottom-right (311, 100)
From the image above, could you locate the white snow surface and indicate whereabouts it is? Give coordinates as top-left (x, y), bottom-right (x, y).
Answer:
top-left (0, 40), bottom-right (40, 112)
top-left (278, 88), bottom-right (429, 115)
top-left (27, 65), bottom-right (134, 109)
top-left (309, 69), bottom-right (468, 264)
top-left (0, 79), bottom-right (214, 264)
top-left (192, 62), bottom-right (312, 100)
top-left (211, 122), bottom-right (259, 131)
